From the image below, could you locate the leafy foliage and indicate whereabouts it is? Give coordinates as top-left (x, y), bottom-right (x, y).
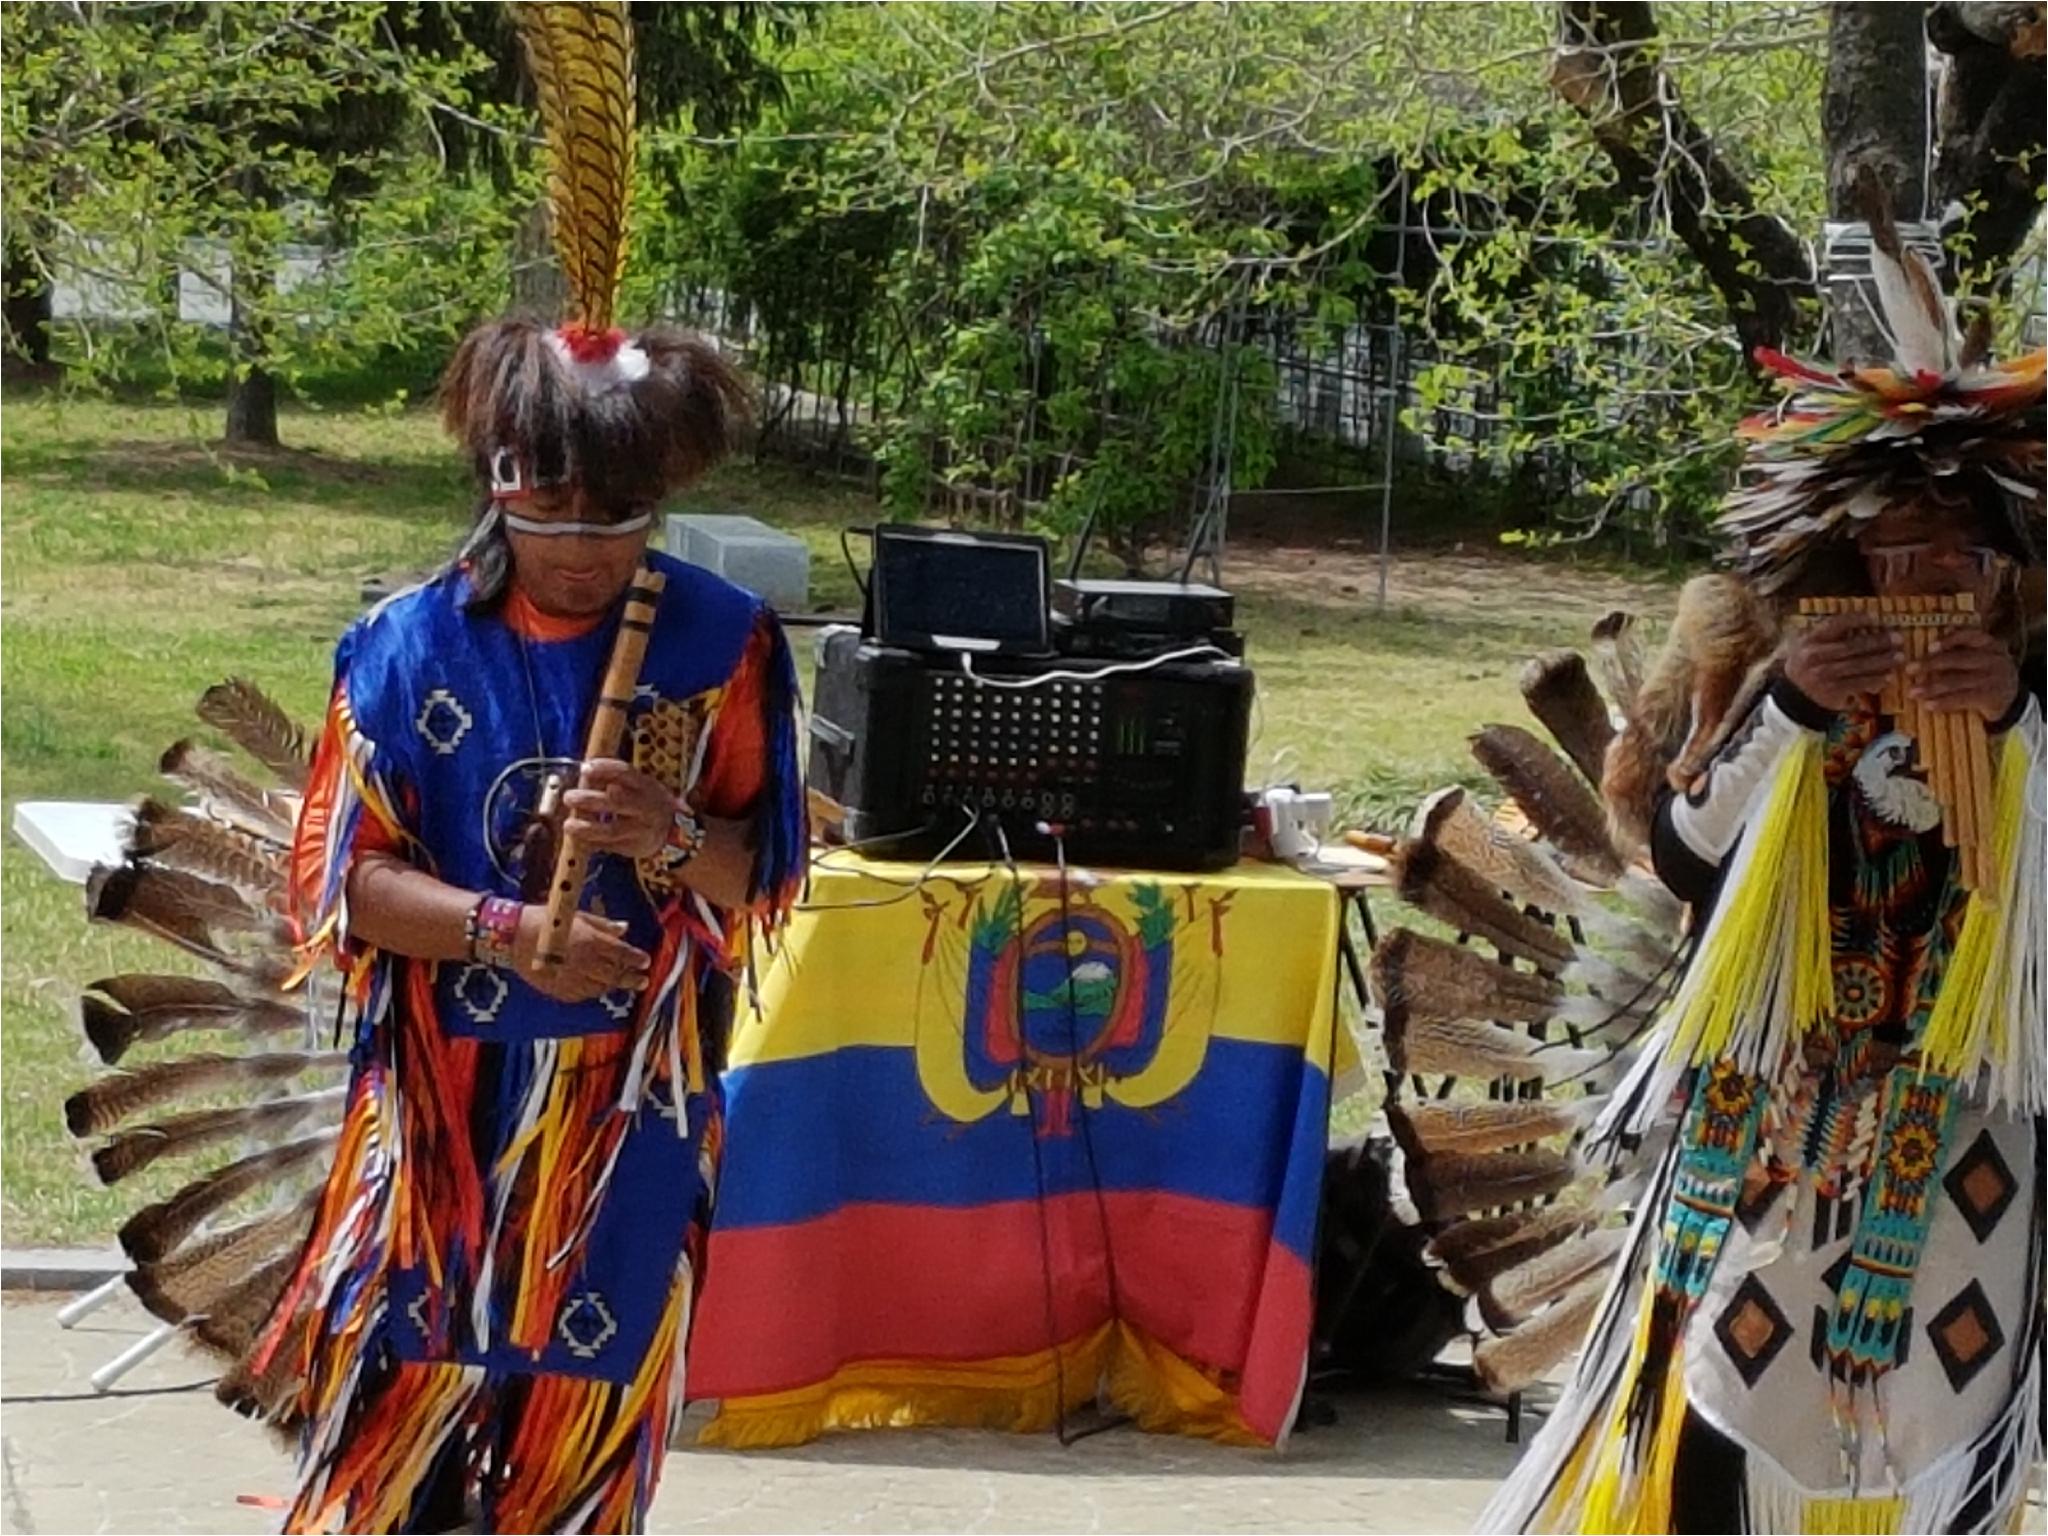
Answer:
top-left (635, 3), bottom-right (1865, 557)
top-left (1, 1), bottom-right (800, 440)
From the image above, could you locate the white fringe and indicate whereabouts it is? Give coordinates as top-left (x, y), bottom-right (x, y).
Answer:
top-left (1975, 703), bottom-right (2044, 1115)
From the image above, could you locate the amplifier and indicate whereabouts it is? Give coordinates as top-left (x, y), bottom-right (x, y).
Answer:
top-left (807, 628), bottom-right (1252, 871)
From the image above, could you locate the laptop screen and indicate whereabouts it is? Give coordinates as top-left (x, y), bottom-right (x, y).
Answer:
top-left (872, 526), bottom-right (1050, 655)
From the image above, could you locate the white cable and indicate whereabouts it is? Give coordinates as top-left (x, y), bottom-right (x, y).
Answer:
top-left (797, 808), bottom-right (983, 911)
top-left (957, 643), bottom-right (1233, 690)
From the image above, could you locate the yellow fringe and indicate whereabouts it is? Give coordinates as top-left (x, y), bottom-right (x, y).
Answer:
top-left (1626, 1355), bottom-right (1690, 1535)
top-left (1573, 1286), bottom-right (1692, 1535)
top-left (1801, 1495), bottom-right (1902, 1534)
top-left (1664, 733), bottom-right (1833, 1068)
top-left (698, 1321), bottom-right (1261, 1450)
top-left (1919, 730), bottom-right (2025, 1080)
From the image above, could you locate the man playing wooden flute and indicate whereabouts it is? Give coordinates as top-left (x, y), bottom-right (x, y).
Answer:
top-left (264, 9), bottom-right (805, 1530)
top-left (1483, 214), bottom-right (2044, 1533)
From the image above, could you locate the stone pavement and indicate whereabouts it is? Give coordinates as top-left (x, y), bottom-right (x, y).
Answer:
top-left (2, 1294), bottom-right (1529, 1534)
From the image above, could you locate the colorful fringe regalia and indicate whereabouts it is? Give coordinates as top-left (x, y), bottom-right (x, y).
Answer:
top-left (1481, 670), bottom-right (2044, 1534)
top-left (264, 551), bottom-right (804, 1534)
top-left (1482, 179), bottom-right (2048, 1536)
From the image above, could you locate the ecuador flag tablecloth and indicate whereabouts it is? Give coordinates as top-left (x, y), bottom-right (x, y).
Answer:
top-left (689, 855), bottom-right (1341, 1448)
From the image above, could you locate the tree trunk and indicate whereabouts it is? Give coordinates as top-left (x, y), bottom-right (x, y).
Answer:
top-left (1822, 4), bottom-right (1932, 366)
top-left (3, 237), bottom-right (54, 374)
top-left (1550, 0), bottom-right (1815, 360)
top-left (225, 364), bottom-right (280, 447)
top-left (224, 256), bottom-right (280, 448)
top-left (1928, 1), bottom-right (2048, 281)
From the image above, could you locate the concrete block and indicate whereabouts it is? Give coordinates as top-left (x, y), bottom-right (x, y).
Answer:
top-left (12, 801), bottom-right (130, 884)
top-left (664, 513), bottom-right (809, 613)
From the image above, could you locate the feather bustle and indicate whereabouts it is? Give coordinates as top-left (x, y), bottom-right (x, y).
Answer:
top-left (1412, 787), bottom-right (1587, 920)
top-left (127, 1192), bottom-right (317, 1326)
top-left (216, 1303), bottom-right (312, 1430)
top-left (1432, 1201), bottom-right (1591, 1292)
top-left (1387, 1097), bottom-right (1597, 1159)
top-left (1470, 724), bottom-right (1625, 885)
top-left (195, 678), bottom-right (310, 791)
top-left (1394, 841), bottom-right (1576, 968)
top-left (90, 1091), bottom-right (343, 1186)
top-left (1403, 1147), bottom-right (1578, 1221)
top-left (158, 741), bottom-right (296, 846)
top-left (1519, 649), bottom-right (1615, 789)
top-left (189, 1249), bottom-right (297, 1360)
top-left (1473, 1273), bottom-right (1607, 1394)
top-left (127, 798), bottom-right (286, 901)
top-left (80, 983), bottom-right (300, 1067)
top-left (1480, 1226), bottom-right (1627, 1331)
top-left (65, 1051), bottom-right (344, 1138)
top-left (1385, 1012), bottom-right (1606, 1084)
top-left (118, 1131), bottom-right (337, 1263)
top-left (1370, 927), bottom-right (1564, 1027)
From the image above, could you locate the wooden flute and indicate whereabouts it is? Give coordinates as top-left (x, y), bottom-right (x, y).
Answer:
top-left (535, 561), bottom-right (668, 967)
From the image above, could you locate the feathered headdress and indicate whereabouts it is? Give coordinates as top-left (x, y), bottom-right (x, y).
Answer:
top-left (439, 2), bottom-right (750, 534)
top-left (1718, 182), bottom-right (2046, 593)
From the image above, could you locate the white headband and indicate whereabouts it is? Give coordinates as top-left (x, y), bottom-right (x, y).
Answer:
top-left (501, 509), bottom-right (654, 539)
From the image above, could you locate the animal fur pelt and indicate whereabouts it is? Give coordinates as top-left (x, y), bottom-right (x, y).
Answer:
top-left (1370, 927), bottom-right (1565, 1028)
top-left (81, 975), bottom-right (301, 1066)
top-left (1392, 840), bottom-right (1577, 969)
top-left (1387, 1097), bottom-right (1601, 1160)
top-left (1402, 1147), bottom-right (1578, 1222)
top-left (1519, 649), bottom-right (1614, 789)
top-left (1473, 1272), bottom-right (1608, 1394)
top-left (195, 679), bottom-right (309, 792)
top-left (1601, 573), bottom-right (1779, 857)
top-left (1589, 610), bottom-right (1647, 718)
top-left (1470, 724), bottom-right (1624, 887)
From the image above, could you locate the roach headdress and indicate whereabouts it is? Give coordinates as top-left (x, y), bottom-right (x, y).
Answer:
top-left (1718, 184), bottom-right (2045, 595)
top-left (441, 4), bottom-right (751, 543)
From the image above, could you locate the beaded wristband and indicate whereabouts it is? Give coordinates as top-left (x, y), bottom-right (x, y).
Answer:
top-left (466, 895), bottom-right (523, 967)
top-left (653, 803), bottom-right (706, 876)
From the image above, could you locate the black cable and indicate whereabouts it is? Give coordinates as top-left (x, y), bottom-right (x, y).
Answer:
top-left (991, 820), bottom-right (1077, 1444)
top-left (841, 525), bottom-right (872, 606)
top-left (1037, 826), bottom-right (1135, 1444)
top-left (1052, 830), bottom-right (1128, 1336)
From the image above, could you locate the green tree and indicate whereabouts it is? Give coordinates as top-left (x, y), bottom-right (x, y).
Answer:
top-left (2, 1), bottom-right (523, 444)
top-left (1, 1), bottom-right (804, 445)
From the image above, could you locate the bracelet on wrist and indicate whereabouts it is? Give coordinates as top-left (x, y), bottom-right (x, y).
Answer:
top-left (465, 894), bottom-right (523, 966)
top-left (652, 802), bottom-right (706, 875)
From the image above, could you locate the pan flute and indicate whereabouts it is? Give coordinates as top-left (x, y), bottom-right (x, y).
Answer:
top-left (1796, 594), bottom-right (1994, 889)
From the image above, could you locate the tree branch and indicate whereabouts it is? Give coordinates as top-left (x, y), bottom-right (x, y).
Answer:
top-left (1549, 0), bottom-right (1815, 357)
top-left (1928, 1), bottom-right (2047, 279)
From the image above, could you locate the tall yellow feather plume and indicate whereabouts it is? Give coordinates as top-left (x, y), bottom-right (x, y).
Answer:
top-left (510, 1), bottom-right (637, 334)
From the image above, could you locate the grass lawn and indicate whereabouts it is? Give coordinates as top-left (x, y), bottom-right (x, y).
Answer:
top-left (0, 391), bottom-right (1675, 1244)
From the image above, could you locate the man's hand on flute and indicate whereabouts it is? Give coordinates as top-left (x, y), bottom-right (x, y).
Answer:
top-left (564, 757), bottom-right (760, 912)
